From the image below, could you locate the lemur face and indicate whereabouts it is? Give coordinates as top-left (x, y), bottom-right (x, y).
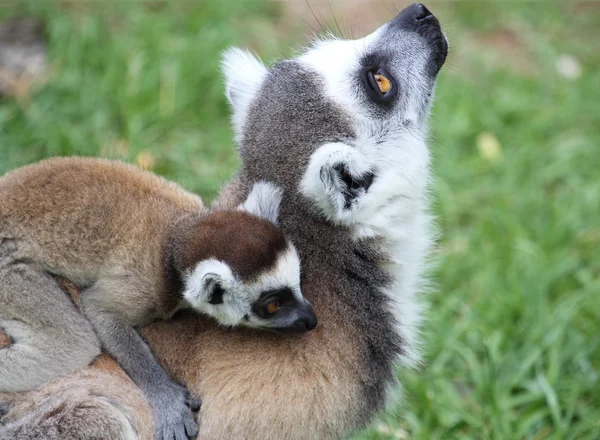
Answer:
top-left (182, 183), bottom-right (317, 333)
top-left (223, 3), bottom-right (447, 227)
top-left (188, 245), bottom-right (316, 333)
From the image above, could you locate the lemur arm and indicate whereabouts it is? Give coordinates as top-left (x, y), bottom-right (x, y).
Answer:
top-left (81, 282), bottom-right (199, 440)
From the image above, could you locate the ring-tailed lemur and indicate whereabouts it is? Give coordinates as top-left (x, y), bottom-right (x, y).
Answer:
top-left (0, 157), bottom-right (316, 440)
top-left (0, 4), bottom-right (446, 439)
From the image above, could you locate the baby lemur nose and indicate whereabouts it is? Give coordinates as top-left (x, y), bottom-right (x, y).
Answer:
top-left (296, 312), bottom-right (318, 332)
top-left (292, 302), bottom-right (318, 332)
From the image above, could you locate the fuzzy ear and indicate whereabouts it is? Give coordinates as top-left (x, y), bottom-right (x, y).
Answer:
top-left (203, 274), bottom-right (226, 305)
top-left (183, 260), bottom-right (235, 309)
top-left (221, 47), bottom-right (268, 140)
top-left (238, 181), bottom-right (283, 225)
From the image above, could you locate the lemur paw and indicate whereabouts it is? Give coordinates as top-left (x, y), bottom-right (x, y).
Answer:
top-left (330, 161), bottom-right (374, 210)
top-left (151, 384), bottom-right (199, 440)
top-left (185, 392), bottom-right (202, 412)
top-left (301, 142), bottom-right (375, 224)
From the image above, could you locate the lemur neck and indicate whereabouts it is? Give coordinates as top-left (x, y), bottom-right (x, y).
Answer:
top-left (163, 213), bottom-right (207, 298)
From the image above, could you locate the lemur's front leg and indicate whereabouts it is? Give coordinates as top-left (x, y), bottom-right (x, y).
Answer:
top-left (81, 282), bottom-right (200, 440)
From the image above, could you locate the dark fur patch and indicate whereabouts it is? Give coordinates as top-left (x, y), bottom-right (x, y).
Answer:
top-left (173, 211), bottom-right (288, 282)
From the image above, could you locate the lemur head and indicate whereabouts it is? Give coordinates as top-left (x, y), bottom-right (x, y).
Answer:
top-left (222, 3), bottom-right (447, 226)
top-left (179, 182), bottom-right (317, 333)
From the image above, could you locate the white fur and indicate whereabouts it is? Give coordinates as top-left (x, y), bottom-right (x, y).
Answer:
top-left (183, 259), bottom-right (246, 326)
top-left (238, 181), bottom-right (283, 225)
top-left (300, 30), bottom-right (429, 126)
top-left (299, 30), bottom-right (388, 123)
top-left (221, 48), bottom-right (268, 142)
top-left (299, 140), bottom-right (431, 367)
top-left (295, 32), bottom-right (435, 367)
top-left (300, 142), bottom-right (374, 225)
top-left (249, 244), bottom-right (302, 302)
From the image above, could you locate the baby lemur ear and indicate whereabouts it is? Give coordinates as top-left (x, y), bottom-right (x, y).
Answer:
top-left (183, 260), bottom-right (235, 309)
top-left (204, 276), bottom-right (225, 305)
top-left (238, 181), bottom-right (283, 225)
top-left (221, 47), bottom-right (267, 141)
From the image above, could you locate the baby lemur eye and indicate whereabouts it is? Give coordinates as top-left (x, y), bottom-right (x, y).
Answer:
top-left (266, 300), bottom-right (280, 315)
top-left (253, 287), bottom-right (294, 319)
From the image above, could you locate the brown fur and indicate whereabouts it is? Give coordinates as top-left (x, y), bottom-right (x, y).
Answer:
top-left (173, 211), bottom-right (288, 281)
top-left (0, 180), bottom-right (363, 440)
top-left (0, 332), bottom-right (10, 349)
top-left (0, 157), bottom-right (287, 321)
top-left (0, 355), bottom-right (154, 440)
top-left (0, 156), bottom-right (205, 321)
top-left (1, 157), bottom-right (319, 439)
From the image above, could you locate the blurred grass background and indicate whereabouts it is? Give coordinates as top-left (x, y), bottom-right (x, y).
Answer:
top-left (0, 0), bottom-right (598, 439)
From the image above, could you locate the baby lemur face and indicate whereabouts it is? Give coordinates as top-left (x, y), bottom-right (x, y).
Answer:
top-left (182, 182), bottom-right (316, 333)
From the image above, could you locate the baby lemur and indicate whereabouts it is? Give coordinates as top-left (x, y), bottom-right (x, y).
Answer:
top-left (0, 157), bottom-right (316, 440)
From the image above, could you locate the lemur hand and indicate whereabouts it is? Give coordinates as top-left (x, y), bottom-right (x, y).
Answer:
top-left (150, 382), bottom-right (200, 440)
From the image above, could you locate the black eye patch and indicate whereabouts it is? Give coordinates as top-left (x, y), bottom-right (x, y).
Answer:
top-left (208, 282), bottom-right (225, 305)
top-left (252, 287), bottom-right (296, 319)
top-left (358, 53), bottom-right (397, 106)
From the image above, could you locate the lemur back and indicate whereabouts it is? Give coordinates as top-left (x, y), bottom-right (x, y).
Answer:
top-left (0, 157), bottom-right (202, 305)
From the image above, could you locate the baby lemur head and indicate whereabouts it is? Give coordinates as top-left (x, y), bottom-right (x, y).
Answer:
top-left (176, 182), bottom-right (316, 333)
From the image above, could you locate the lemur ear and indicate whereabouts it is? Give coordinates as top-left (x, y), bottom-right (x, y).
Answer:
top-left (183, 260), bottom-right (235, 309)
top-left (238, 181), bottom-right (283, 225)
top-left (221, 48), bottom-right (267, 141)
top-left (203, 275), bottom-right (226, 305)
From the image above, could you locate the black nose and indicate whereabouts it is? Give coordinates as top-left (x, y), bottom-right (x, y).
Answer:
top-left (293, 301), bottom-right (318, 332)
top-left (290, 303), bottom-right (318, 332)
top-left (415, 4), bottom-right (433, 20)
top-left (298, 313), bottom-right (318, 332)
top-left (390, 3), bottom-right (447, 76)
top-left (390, 3), bottom-right (440, 34)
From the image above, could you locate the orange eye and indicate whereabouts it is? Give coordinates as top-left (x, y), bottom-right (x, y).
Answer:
top-left (266, 300), bottom-right (280, 315)
top-left (374, 73), bottom-right (391, 94)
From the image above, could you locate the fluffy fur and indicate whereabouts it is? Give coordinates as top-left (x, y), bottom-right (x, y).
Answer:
top-left (0, 279), bottom-right (154, 440)
top-left (0, 157), bottom-right (310, 440)
top-left (0, 4), bottom-right (447, 439)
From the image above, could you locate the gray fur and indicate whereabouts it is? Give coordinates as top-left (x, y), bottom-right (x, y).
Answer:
top-left (0, 239), bottom-right (101, 392)
top-left (81, 282), bottom-right (198, 440)
top-left (228, 61), bottom-right (401, 422)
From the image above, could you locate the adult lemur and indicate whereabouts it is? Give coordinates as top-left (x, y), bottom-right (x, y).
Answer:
top-left (0, 158), bottom-right (316, 440)
top-left (0, 4), bottom-right (447, 439)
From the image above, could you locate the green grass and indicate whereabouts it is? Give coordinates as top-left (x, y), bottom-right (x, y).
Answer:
top-left (0, 0), bottom-right (283, 198)
top-left (1, 1), bottom-right (598, 439)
